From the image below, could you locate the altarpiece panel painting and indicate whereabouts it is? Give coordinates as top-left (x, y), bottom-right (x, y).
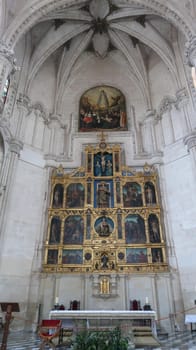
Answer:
top-left (79, 86), bottom-right (127, 132)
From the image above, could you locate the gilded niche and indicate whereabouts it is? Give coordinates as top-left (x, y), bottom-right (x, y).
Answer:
top-left (43, 141), bottom-right (168, 274)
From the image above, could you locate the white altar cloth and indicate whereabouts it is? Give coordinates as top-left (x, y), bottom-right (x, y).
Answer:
top-left (49, 310), bottom-right (156, 320)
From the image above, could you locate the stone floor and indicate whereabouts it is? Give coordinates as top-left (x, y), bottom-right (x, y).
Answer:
top-left (1, 330), bottom-right (196, 349)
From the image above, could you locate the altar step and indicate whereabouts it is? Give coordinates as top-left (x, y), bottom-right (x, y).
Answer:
top-left (158, 330), bottom-right (196, 349)
top-left (133, 326), bottom-right (161, 348)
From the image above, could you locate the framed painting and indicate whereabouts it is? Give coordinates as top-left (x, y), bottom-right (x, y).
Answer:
top-left (62, 249), bottom-right (83, 264)
top-left (64, 215), bottom-right (84, 244)
top-left (66, 183), bottom-right (85, 208)
top-left (123, 182), bottom-right (143, 207)
top-left (79, 85), bottom-right (127, 132)
top-left (126, 248), bottom-right (148, 264)
top-left (125, 214), bottom-right (146, 244)
top-left (94, 216), bottom-right (114, 237)
top-left (47, 249), bottom-right (58, 264)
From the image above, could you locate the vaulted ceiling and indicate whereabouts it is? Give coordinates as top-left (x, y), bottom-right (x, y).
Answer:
top-left (28, 0), bottom-right (178, 86)
top-left (2, 0), bottom-right (194, 115)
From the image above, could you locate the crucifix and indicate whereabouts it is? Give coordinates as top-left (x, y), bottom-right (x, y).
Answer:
top-left (0, 303), bottom-right (20, 350)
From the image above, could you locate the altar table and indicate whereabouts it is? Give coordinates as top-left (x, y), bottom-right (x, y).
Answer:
top-left (185, 314), bottom-right (196, 332)
top-left (49, 310), bottom-right (157, 336)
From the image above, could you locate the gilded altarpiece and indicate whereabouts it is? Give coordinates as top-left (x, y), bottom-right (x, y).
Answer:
top-left (43, 141), bottom-right (168, 274)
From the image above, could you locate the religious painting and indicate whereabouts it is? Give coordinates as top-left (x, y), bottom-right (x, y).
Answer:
top-left (66, 183), bottom-right (85, 208)
top-left (62, 249), bottom-right (83, 264)
top-left (148, 214), bottom-right (161, 243)
top-left (126, 248), bottom-right (148, 264)
top-left (49, 216), bottom-right (61, 244)
top-left (94, 216), bottom-right (114, 237)
top-left (79, 85), bottom-right (127, 132)
top-left (152, 248), bottom-right (163, 263)
top-left (52, 184), bottom-right (64, 208)
top-left (125, 214), bottom-right (146, 244)
top-left (144, 181), bottom-right (156, 205)
top-left (64, 215), bottom-right (84, 244)
top-left (47, 249), bottom-right (58, 264)
top-left (94, 152), bottom-right (113, 176)
top-left (123, 182), bottom-right (143, 207)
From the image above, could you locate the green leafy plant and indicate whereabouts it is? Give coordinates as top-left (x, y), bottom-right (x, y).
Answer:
top-left (72, 327), bottom-right (129, 350)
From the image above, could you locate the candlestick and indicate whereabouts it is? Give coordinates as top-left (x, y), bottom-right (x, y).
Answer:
top-left (145, 297), bottom-right (149, 304)
top-left (55, 297), bottom-right (59, 305)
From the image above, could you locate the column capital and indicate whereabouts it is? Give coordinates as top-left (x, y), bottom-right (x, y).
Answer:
top-left (184, 130), bottom-right (196, 151)
top-left (17, 93), bottom-right (31, 111)
top-left (143, 109), bottom-right (156, 124)
top-left (185, 36), bottom-right (196, 67)
top-left (9, 138), bottom-right (23, 155)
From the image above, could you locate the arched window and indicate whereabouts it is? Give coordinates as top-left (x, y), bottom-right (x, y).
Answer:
top-left (2, 77), bottom-right (10, 105)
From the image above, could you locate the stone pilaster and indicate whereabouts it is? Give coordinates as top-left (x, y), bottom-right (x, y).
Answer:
top-left (142, 110), bottom-right (158, 155)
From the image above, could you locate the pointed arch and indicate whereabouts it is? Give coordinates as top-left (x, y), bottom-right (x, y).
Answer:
top-left (2, 0), bottom-right (195, 50)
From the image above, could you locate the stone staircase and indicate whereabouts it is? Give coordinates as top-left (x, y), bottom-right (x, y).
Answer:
top-left (132, 326), bottom-right (161, 348)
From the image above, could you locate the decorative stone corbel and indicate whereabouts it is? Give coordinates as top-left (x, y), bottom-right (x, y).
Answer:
top-left (184, 130), bottom-right (196, 151)
top-left (9, 137), bottom-right (23, 155)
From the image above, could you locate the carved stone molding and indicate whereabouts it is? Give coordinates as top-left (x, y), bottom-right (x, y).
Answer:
top-left (17, 93), bottom-right (49, 123)
top-left (0, 41), bottom-right (16, 66)
top-left (157, 88), bottom-right (189, 118)
top-left (184, 130), bottom-right (196, 151)
top-left (9, 138), bottom-right (23, 154)
top-left (185, 36), bottom-right (196, 66)
top-left (175, 88), bottom-right (189, 109)
top-left (157, 96), bottom-right (174, 118)
top-left (17, 93), bottom-right (31, 111)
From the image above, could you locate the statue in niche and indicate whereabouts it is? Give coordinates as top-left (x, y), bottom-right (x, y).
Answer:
top-left (101, 253), bottom-right (109, 269)
top-left (145, 182), bottom-right (156, 205)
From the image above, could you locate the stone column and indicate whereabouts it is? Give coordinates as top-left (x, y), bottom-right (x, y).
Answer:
top-left (0, 138), bottom-right (23, 244)
top-left (0, 41), bottom-right (16, 113)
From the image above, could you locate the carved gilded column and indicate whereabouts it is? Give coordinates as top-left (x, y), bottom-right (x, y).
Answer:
top-left (0, 41), bottom-right (16, 113)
